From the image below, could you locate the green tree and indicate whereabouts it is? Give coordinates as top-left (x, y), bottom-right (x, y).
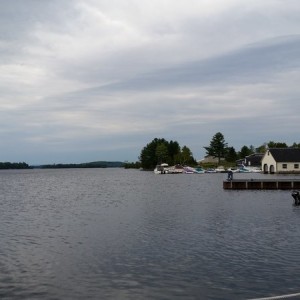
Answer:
top-left (204, 132), bottom-right (228, 164)
top-left (225, 146), bottom-right (238, 162)
top-left (168, 140), bottom-right (180, 164)
top-left (139, 138), bottom-right (168, 170)
top-left (256, 143), bottom-right (267, 153)
top-left (238, 145), bottom-right (253, 159)
top-left (291, 142), bottom-right (300, 148)
top-left (155, 143), bottom-right (168, 164)
top-left (180, 145), bottom-right (196, 165)
top-left (249, 145), bottom-right (256, 153)
top-left (267, 141), bottom-right (288, 148)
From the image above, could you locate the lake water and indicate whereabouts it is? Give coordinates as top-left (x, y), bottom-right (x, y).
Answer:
top-left (0, 168), bottom-right (300, 300)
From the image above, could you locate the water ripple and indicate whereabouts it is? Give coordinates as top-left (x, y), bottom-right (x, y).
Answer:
top-left (0, 169), bottom-right (299, 299)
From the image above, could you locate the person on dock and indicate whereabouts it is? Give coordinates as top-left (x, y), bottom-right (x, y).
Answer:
top-left (227, 170), bottom-right (233, 181)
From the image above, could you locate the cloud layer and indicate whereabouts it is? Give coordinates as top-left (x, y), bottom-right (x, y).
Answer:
top-left (1, 0), bottom-right (300, 164)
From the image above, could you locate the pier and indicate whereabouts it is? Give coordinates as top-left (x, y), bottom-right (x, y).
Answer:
top-left (223, 179), bottom-right (300, 190)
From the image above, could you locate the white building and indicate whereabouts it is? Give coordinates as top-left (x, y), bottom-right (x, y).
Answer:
top-left (261, 148), bottom-right (300, 174)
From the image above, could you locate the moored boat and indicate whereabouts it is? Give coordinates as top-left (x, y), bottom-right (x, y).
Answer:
top-left (205, 168), bottom-right (217, 173)
top-left (215, 166), bottom-right (226, 173)
top-left (154, 163), bottom-right (169, 174)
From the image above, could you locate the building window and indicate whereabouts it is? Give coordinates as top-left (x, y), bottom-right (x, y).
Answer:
top-left (282, 164), bottom-right (287, 169)
top-left (295, 164), bottom-right (299, 169)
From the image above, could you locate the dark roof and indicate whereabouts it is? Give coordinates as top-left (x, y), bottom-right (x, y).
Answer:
top-left (236, 153), bottom-right (264, 166)
top-left (268, 148), bottom-right (300, 162)
top-left (245, 153), bottom-right (264, 165)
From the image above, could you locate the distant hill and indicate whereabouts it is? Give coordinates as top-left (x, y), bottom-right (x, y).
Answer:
top-left (38, 161), bottom-right (124, 169)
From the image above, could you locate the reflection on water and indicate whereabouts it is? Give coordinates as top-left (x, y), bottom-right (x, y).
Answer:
top-left (0, 169), bottom-right (300, 299)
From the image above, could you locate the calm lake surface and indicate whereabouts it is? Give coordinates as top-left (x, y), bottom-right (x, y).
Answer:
top-left (0, 168), bottom-right (300, 300)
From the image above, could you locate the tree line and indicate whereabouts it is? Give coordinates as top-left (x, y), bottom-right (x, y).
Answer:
top-left (0, 162), bottom-right (30, 169)
top-left (40, 161), bottom-right (124, 169)
top-left (0, 161), bottom-right (124, 169)
top-left (1, 133), bottom-right (298, 170)
top-left (138, 133), bottom-right (300, 170)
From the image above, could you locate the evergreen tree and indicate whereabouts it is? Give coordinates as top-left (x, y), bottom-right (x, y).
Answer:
top-left (267, 141), bottom-right (288, 148)
top-left (238, 145), bottom-right (253, 159)
top-left (225, 146), bottom-right (238, 162)
top-left (155, 143), bottom-right (168, 164)
top-left (256, 143), bottom-right (267, 153)
top-left (139, 138), bottom-right (167, 170)
top-left (180, 146), bottom-right (196, 165)
top-left (168, 140), bottom-right (180, 164)
top-left (204, 132), bottom-right (228, 164)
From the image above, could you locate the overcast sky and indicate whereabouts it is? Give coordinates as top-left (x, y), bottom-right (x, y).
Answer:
top-left (1, 0), bottom-right (300, 164)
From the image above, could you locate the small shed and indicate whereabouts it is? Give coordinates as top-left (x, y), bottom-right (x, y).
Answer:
top-left (261, 148), bottom-right (300, 174)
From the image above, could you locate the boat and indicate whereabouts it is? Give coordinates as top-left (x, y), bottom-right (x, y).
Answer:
top-left (182, 166), bottom-right (206, 174)
top-left (183, 166), bottom-right (197, 174)
top-left (238, 166), bottom-right (251, 173)
top-left (194, 167), bottom-right (205, 174)
top-left (205, 168), bottom-right (217, 173)
top-left (239, 165), bottom-right (262, 173)
top-left (165, 164), bottom-right (183, 174)
top-left (183, 168), bottom-right (194, 174)
top-left (154, 163), bottom-right (169, 174)
top-left (215, 166), bottom-right (226, 173)
top-left (246, 166), bottom-right (262, 173)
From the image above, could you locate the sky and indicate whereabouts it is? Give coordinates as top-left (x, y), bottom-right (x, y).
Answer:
top-left (1, 0), bottom-right (300, 165)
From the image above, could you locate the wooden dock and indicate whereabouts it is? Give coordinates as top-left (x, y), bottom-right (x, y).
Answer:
top-left (223, 179), bottom-right (300, 190)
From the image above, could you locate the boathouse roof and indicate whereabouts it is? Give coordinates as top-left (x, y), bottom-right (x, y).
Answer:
top-left (268, 148), bottom-right (300, 162)
top-left (245, 153), bottom-right (264, 165)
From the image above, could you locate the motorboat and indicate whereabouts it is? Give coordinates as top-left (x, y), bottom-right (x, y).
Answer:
top-left (194, 167), bottom-right (205, 174)
top-left (239, 167), bottom-right (251, 173)
top-left (227, 167), bottom-right (240, 173)
top-left (154, 163), bottom-right (169, 174)
top-left (205, 168), bottom-right (217, 173)
top-left (215, 166), bottom-right (226, 173)
top-left (165, 164), bottom-right (183, 174)
top-left (183, 166), bottom-right (201, 174)
top-left (239, 165), bottom-right (261, 173)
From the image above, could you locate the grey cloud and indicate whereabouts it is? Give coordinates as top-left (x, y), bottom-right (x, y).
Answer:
top-left (99, 35), bottom-right (300, 92)
top-left (50, 34), bottom-right (300, 109)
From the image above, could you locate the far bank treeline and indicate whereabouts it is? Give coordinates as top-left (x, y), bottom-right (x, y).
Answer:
top-left (0, 162), bottom-right (30, 169)
top-left (2, 132), bottom-right (300, 170)
top-left (0, 161), bottom-right (124, 170)
top-left (134, 132), bottom-right (300, 170)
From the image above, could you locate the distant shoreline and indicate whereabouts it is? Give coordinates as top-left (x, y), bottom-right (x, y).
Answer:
top-left (0, 161), bottom-right (125, 170)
